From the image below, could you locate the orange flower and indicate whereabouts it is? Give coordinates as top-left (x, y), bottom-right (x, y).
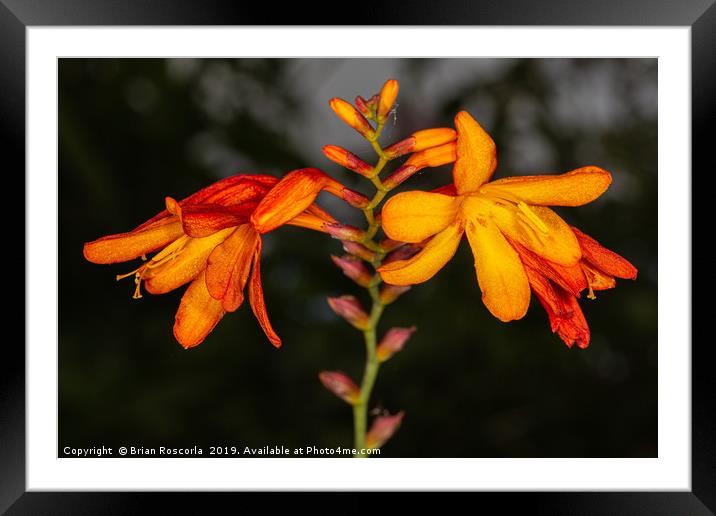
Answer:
top-left (85, 169), bottom-right (359, 349)
top-left (378, 111), bottom-right (636, 346)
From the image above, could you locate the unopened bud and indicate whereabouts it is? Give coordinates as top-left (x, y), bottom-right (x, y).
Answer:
top-left (340, 188), bottom-right (370, 209)
top-left (329, 98), bottom-right (376, 140)
top-left (342, 241), bottom-right (376, 262)
top-left (365, 411), bottom-right (405, 449)
top-left (383, 142), bottom-right (457, 189)
top-left (318, 371), bottom-right (360, 405)
top-left (331, 255), bottom-right (372, 288)
top-left (412, 128), bottom-right (457, 152)
top-left (382, 165), bottom-right (418, 190)
top-left (355, 95), bottom-right (373, 118)
top-left (383, 128), bottom-right (456, 159)
top-left (327, 295), bottom-right (370, 330)
top-left (377, 327), bottom-right (416, 362)
top-left (379, 284), bottom-right (411, 305)
top-left (325, 223), bottom-right (366, 243)
top-left (323, 145), bottom-right (374, 177)
top-left (383, 137), bottom-right (416, 159)
top-left (377, 79), bottom-right (399, 120)
top-left (406, 141), bottom-right (457, 168)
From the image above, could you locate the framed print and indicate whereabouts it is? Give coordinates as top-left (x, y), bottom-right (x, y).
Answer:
top-left (4, 0), bottom-right (713, 512)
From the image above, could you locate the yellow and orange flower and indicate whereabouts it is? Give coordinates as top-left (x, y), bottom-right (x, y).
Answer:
top-left (377, 111), bottom-right (637, 347)
top-left (85, 169), bottom-right (365, 349)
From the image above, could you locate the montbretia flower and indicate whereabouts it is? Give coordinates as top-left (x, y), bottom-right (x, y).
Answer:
top-left (85, 169), bottom-right (362, 349)
top-left (378, 110), bottom-right (636, 347)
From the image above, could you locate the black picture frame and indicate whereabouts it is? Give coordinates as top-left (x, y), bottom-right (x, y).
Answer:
top-left (3, 1), bottom-right (711, 513)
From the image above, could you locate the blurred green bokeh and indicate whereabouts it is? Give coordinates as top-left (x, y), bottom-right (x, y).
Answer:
top-left (59, 58), bottom-right (657, 457)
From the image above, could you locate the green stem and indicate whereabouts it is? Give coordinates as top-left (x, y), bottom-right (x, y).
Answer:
top-left (351, 119), bottom-right (391, 457)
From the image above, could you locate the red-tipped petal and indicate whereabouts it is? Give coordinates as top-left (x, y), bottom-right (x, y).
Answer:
top-left (571, 227), bottom-right (638, 280)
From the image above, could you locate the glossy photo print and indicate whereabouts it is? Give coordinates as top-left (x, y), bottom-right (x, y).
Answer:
top-left (60, 58), bottom-right (657, 458)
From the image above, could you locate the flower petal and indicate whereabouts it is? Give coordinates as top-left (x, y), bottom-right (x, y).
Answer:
top-left (378, 220), bottom-right (464, 286)
top-left (83, 218), bottom-right (183, 264)
top-left (144, 228), bottom-right (234, 294)
top-left (173, 271), bottom-right (226, 349)
top-left (248, 238), bottom-right (282, 348)
top-left (481, 166), bottom-right (612, 207)
top-left (464, 211), bottom-right (530, 322)
top-left (136, 175), bottom-right (277, 231)
top-left (572, 227), bottom-right (638, 279)
top-left (205, 225), bottom-right (259, 312)
top-left (481, 197), bottom-right (581, 266)
top-left (511, 240), bottom-right (587, 296)
top-left (381, 191), bottom-right (462, 243)
top-left (453, 111), bottom-right (497, 194)
top-left (250, 168), bottom-right (339, 233)
top-left (179, 202), bottom-right (258, 238)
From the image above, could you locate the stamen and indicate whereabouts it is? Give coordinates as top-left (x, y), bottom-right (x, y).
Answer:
top-left (116, 236), bottom-right (190, 299)
top-left (517, 202), bottom-right (548, 234)
top-left (580, 263), bottom-right (597, 300)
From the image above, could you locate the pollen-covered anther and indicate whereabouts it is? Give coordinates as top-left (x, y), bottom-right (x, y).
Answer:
top-left (116, 236), bottom-right (189, 299)
top-left (517, 201), bottom-right (549, 234)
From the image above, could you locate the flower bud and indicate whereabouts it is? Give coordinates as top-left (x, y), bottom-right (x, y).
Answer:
top-left (355, 95), bottom-right (373, 118)
top-left (407, 141), bottom-right (457, 168)
top-left (377, 327), bottom-right (416, 362)
top-left (318, 371), bottom-right (360, 405)
top-left (365, 411), bottom-right (405, 449)
top-left (331, 255), bottom-right (372, 288)
top-left (383, 142), bottom-right (457, 189)
top-left (383, 138), bottom-right (415, 159)
top-left (379, 284), bottom-right (411, 305)
top-left (325, 223), bottom-right (366, 243)
top-left (383, 128), bottom-right (456, 159)
top-left (342, 241), bottom-right (376, 262)
top-left (327, 295), bottom-right (370, 330)
top-left (340, 188), bottom-right (370, 209)
top-left (377, 79), bottom-right (399, 120)
top-left (412, 128), bottom-right (457, 152)
top-left (329, 98), bottom-right (375, 140)
top-left (323, 145), bottom-right (374, 177)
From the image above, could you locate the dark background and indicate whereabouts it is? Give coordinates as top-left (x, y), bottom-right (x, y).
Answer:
top-left (59, 58), bottom-right (657, 458)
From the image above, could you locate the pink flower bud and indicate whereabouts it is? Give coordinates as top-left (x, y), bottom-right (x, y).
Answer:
top-left (342, 241), bottom-right (376, 262)
top-left (377, 327), bottom-right (416, 362)
top-left (327, 295), bottom-right (370, 330)
top-left (318, 371), bottom-right (360, 404)
top-left (365, 411), bottom-right (405, 449)
top-left (331, 255), bottom-right (373, 288)
top-left (340, 188), bottom-right (370, 209)
top-left (379, 284), bottom-right (411, 305)
top-left (325, 223), bottom-right (366, 243)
